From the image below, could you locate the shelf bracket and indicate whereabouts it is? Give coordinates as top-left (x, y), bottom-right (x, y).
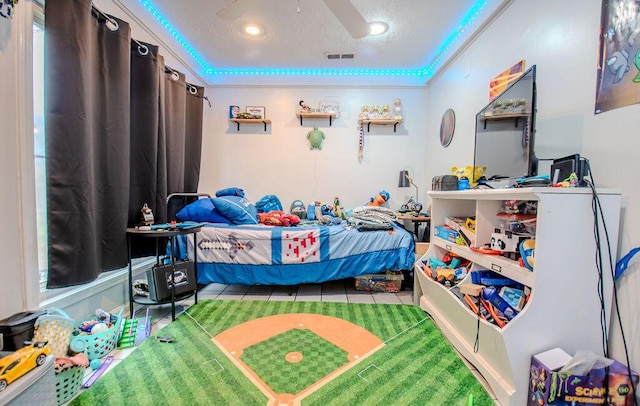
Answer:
top-left (393, 122), bottom-right (398, 132)
top-left (235, 121), bottom-right (240, 131)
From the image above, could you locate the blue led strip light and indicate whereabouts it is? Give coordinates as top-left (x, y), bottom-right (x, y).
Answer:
top-left (140, 0), bottom-right (489, 78)
top-left (139, 0), bottom-right (214, 74)
top-left (423, 0), bottom-right (489, 77)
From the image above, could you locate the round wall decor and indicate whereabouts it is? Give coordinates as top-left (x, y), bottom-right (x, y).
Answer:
top-left (439, 108), bottom-right (456, 147)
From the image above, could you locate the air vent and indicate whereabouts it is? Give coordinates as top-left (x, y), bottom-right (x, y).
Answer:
top-left (325, 52), bottom-right (356, 60)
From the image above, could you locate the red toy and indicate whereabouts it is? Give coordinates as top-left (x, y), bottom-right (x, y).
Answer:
top-left (258, 211), bottom-right (300, 227)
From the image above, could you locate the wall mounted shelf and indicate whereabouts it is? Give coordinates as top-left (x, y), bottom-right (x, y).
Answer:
top-left (358, 118), bottom-right (403, 132)
top-left (480, 113), bottom-right (529, 129)
top-left (230, 118), bottom-right (271, 131)
top-left (296, 112), bottom-right (336, 126)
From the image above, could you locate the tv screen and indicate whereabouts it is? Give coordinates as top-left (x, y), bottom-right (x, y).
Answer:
top-left (473, 65), bottom-right (537, 183)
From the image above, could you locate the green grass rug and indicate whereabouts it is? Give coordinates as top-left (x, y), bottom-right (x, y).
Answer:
top-left (70, 300), bottom-right (494, 405)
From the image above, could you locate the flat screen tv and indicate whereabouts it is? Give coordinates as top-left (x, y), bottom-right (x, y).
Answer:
top-left (473, 65), bottom-right (537, 183)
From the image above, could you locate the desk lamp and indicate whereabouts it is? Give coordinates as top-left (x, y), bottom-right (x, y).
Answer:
top-left (398, 169), bottom-right (419, 204)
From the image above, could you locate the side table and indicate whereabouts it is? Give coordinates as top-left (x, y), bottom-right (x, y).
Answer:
top-left (396, 213), bottom-right (431, 242)
top-left (126, 225), bottom-right (202, 321)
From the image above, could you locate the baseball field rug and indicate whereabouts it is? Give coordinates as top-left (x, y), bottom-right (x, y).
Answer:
top-left (70, 300), bottom-right (494, 405)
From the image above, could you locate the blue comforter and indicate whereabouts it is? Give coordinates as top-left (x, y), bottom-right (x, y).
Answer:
top-left (171, 222), bottom-right (415, 285)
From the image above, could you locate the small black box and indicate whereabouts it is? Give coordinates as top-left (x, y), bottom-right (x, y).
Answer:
top-left (432, 175), bottom-right (459, 191)
top-left (147, 261), bottom-right (196, 302)
top-left (0, 310), bottom-right (46, 351)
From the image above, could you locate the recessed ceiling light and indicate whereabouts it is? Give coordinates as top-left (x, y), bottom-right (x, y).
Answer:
top-left (243, 23), bottom-right (264, 36)
top-left (368, 21), bottom-right (389, 36)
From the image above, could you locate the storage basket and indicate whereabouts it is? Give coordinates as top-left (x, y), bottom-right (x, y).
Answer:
top-left (54, 365), bottom-right (85, 405)
top-left (33, 308), bottom-right (76, 358)
top-left (69, 309), bottom-right (123, 360)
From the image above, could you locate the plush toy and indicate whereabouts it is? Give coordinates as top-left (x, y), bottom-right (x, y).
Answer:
top-left (333, 196), bottom-right (344, 219)
top-left (367, 190), bottom-right (390, 206)
top-left (307, 125), bottom-right (325, 150)
top-left (451, 166), bottom-right (486, 187)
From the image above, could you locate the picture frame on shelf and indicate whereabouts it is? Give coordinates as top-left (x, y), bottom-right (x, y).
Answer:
top-left (245, 106), bottom-right (265, 119)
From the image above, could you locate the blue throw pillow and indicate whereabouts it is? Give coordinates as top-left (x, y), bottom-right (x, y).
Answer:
top-left (212, 195), bottom-right (259, 224)
top-left (175, 198), bottom-right (232, 224)
top-left (215, 187), bottom-right (245, 198)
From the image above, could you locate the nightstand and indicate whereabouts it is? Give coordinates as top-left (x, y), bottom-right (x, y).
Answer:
top-left (126, 225), bottom-right (202, 321)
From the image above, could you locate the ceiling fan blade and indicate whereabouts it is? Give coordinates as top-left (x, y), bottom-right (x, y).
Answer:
top-left (322, 0), bottom-right (369, 39)
top-left (216, 0), bottom-right (254, 20)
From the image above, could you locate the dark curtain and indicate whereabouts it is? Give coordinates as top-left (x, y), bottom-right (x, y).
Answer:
top-left (184, 84), bottom-right (205, 192)
top-left (46, 0), bottom-right (205, 287)
top-left (45, 0), bottom-right (131, 287)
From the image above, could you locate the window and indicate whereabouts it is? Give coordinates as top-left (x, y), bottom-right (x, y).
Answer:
top-left (33, 4), bottom-right (47, 288)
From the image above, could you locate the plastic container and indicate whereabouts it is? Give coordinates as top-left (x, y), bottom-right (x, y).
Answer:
top-left (69, 309), bottom-right (123, 360)
top-left (54, 365), bottom-right (85, 405)
top-left (0, 311), bottom-right (46, 351)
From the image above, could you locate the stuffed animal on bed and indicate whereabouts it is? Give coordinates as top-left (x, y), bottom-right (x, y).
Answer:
top-left (367, 190), bottom-right (390, 206)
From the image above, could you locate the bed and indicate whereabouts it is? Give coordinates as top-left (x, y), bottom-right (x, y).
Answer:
top-left (167, 194), bottom-right (415, 286)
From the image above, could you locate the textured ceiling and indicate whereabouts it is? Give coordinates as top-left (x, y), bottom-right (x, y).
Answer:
top-left (115, 0), bottom-right (511, 86)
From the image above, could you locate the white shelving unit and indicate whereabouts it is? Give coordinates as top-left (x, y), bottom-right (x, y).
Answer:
top-left (413, 187), bottom-right (621, 406)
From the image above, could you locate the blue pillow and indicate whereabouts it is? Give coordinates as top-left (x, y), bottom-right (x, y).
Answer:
top-left (175, 198), bottom-right (232, 224)
top-left (212, 195), bottom-right (259, 225)
top-left (215, 187), bottom-right (245, 198)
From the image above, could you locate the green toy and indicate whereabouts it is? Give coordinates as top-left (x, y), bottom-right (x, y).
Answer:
top-left (306, 125), bottom-right (325, 150)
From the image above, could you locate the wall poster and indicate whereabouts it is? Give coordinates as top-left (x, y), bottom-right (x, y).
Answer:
top-left (489, 60), bottom-right (525, 101)
top-left (595, 0), bottom-right (640, 114)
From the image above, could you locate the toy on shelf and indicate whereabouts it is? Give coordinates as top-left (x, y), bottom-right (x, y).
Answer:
top-left (358, 105), bottom-right (369, 119)
top-left (393, 98), bottom-right (404, 120)
top-left (298, 100), bottom-right (310, 112)
top-left (0, 341), bottom-right (51, 391)
top-left (519, 239), bottom-right (535, 271)
top-left (451, 165), bottom-right (487, 188)
top-left (367, 190), bottom-right (390, 207)
top-left (420, 254), bottom-right (470, 287)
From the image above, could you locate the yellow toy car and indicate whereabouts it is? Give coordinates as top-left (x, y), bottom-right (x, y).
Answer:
top-left (0, 341), bottom-right (51, 391)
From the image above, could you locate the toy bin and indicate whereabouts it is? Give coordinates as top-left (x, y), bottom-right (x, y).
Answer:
top-left (54, 365), bottom-right (85, 405)
top-left (354, 272), bottom-right (403, 293)
top-left (70, 309), bottom-right (123, 360)
top-left (0, 310), bottom-right (45, 351)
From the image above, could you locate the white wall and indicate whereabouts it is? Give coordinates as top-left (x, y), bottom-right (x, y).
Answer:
top-left (199, 87), bottom-right (428, 211)
top-left (425, 0), bottom-right (640, 377)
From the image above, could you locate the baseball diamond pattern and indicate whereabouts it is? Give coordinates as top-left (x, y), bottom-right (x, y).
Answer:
top-left (241, 328), bottom-right (348, 394)
top-left (70, 300), bottom-right (494, 406)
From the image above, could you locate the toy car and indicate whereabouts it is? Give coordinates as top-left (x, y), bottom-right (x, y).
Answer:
top-left (0, 341), bottom-right (51, 391)
top-left (258, 211), bottom-right (300, 227)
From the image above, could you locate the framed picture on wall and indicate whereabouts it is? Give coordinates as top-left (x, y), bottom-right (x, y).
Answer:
top-left (245, 106), bottom-right (265, 119)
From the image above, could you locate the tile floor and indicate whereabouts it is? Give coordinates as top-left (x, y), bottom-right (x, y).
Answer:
top-left (70, 279), bottom-right (498, 404)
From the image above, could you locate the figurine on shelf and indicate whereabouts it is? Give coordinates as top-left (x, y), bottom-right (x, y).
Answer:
top-left (299, 100), bottom-right (310, 112)
top-left (359, 105), bottom-right (369, 119)
top-left (393, 98), bottom-right (404, 120)
top-left (381, 105), bottom-right (392, 119)
top-left (370, 105), bottom-right (380, 119)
